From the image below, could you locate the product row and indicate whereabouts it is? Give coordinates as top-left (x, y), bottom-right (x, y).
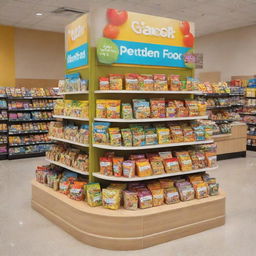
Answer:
top-left (212, 123), bottom-right (231, 135)
top-left (9, 134), bottom-right (52, 145)
top-left (96, 99), bottom-right (207, 119)
top-left (242, 115), bottom-right (256, 124)
top-left (36, 165), bottom-right (219, 210)
top-left (46, 145), bottom-right (88, 173)
top-left (8, 100), bottom-right (55, 110)
top-left (58, 78), bottom-right (88, 93)
top-left (93, 121), bottom-right (213, 147)
top-left (8, 112), bottom-right (53, 121)
top-left (198, 82), bottom-right (236, 94)
top-left (54, 100), bottom-right (89, 118)
top-left (99, 74), bottom-right (198, 91)
top-left (0, 110), bottom-right (7, 120)
top-left (208, 110), bottom-right (241, 121)
top-left (9, 122), bottom-right (50, 133)
top-left (49, 122), bottom-right (89, 145)
top-left (205, 97), bottom-right (244, 108)
top-left (99, 144), bottom-right (217, 178)
top-left (9, 144), bottom-right (52, 155)
top-left (245, 88), bottom-right (256, 97)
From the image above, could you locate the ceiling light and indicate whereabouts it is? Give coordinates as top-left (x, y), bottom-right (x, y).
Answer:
top-left (35, 12), bottom-right (43, 16)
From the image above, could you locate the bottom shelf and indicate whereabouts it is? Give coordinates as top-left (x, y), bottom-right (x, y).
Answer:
top-left (0, 152), bottom-right (8, 160)
top-left (247, 145), bottom-right (256, 151)
top-left (31, 180), bottom-right (225, 250)
top-left (8, 152), bottom-right (46, 159)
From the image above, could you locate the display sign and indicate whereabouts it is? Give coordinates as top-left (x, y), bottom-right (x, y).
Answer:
top-left (97, 10), bottom-right (195, 68)
top-left (65, 14), bottom-right (88, 69)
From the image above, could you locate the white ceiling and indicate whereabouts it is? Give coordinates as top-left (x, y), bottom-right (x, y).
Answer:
top-left (0, 0), bottom-right (256, 36)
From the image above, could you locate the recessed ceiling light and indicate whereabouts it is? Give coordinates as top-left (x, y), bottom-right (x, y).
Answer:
top-left (35, 12), bottom-right (43, 16)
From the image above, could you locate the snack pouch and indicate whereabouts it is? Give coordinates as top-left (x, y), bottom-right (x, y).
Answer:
top-left (131, 127), bottom-right (145, 146)
top-left (163, 158), bottom-right (180, 173)
top-left (123, 160), bottom-right (135, 178)
top-left (182, 126), bottom-right (196, 142)
top-left (176, 151), bottom-right (193, 171)
top-left (164, 187), bottom-right (180, 204)
top-left (159, 151), bottom-right (172, 159)
top-left (100, 157), bottom-right (113, 176)
top-left (112, 157), bottom-right (124, 177)
top-left (102, 188), bottom-right (121, 210)
top-left (208, 183), bottom-right (219, 196)
top-left (178, 186), bottom-right (195, 201)
top-left (160, 179), bottom-right (175, 189)
top-left (106, 100), bottom-right (121, 119)
top-left (169, 125), bottom-right (184, 143)
top-left (138, 190), bottom-right (153, 209)
top-left (136, 159), bottom-right (152, 177)
top-left (109, 127), bottom-right (122, 146)
top-left (145, 128), bottom-right (158, 145)
top-left (96, 99), bottom-right (107, 118)
top-left (109, 74), bottom-right (123, 90)
top-left (166, 106), bottom-right (176, 117)
top-left (150, 98), bottom-right (166, 118)
top-left (125, 73), bottom-right (139, 90)
top-left (59, 180), bottom-right (70, 195)
top-left (121, 128), bottom-right (132, 147)
top-left (194, 182), bottom-right (209, 199)
top-left (123, 190), bottom-right (138, 210)
top-left (132, 99), bottom-right (150, 119)
top-left (189, 151), bottom-right (200, 169)
top-left (168, 75), bottom-right (181, 91)
top-left (121, 103), bottom-right (133, 119)
top-left (185, 100), bottom-right (199, 117)
top-left (153, 74), bottom-right (168, 91)
top-left (150, 158), bottom-right (165, 175)
top-left (150, 189), bottom-right (164, 206)
top-left (99, 77), bottom-right (110, 90)
top-left (69, 181), bottom-right (86, 201)
top-left (138, 74), bottom-right (154, 91)
top-left (157, 127), bottom-right (171, 144)
top-left (93, 122), bottom-right (110, 144)
top-left (86, 183), bottom-right (102, 206)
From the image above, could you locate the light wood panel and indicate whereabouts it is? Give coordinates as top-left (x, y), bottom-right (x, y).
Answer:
top-left (15, 78), bottom-right (59, 88)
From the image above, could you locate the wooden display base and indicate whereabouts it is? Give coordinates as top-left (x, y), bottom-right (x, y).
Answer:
top-left (31, 180), bottom-right (225, 250)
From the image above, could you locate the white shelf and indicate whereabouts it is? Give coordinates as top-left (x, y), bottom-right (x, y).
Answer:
top-left (212, 134), bottom-right (232, 138)
top-left (93, 166), bottom-right (218, 182)
top-left (93, 140), bottom-right (214, 151)
top-left (95, 90), bottom-right (202, 95)
top-left (46, 159), bottom-right (89, 175)
top-left (58, 91), bottom-right (89, 95)
top-left (94, 116), bottom-right (208, 123)
top-left (53, 115), bottom-right (89, 121)
top-left (48, 137), bottom-right (89, 147)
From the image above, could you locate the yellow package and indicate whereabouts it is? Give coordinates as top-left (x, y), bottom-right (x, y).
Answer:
top-left (86, 183), bottom-right (102, 207)
top-left (176, 151), bottom-right (193, 171)
top-left (106, 100), bottom-right (121, 119)
top-left (151, 189), bottom-right (164, 206)
top-left (108, 127), bottom-right (122, 146)
top-left (96, 99), bottom-right (108, 118)
top-left (136, 159), bottom-right (152, 177)
top-left (81, 101), bottom-right (89, 118)
top-left (157, 128), bottom-right (171, 144)
top-left (159, 179), bottom-right (175, 189)
top-left (102, 188), bottom-right (121, 210)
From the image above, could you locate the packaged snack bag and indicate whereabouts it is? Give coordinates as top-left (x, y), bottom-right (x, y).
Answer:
top-left (182, 126), bottom-right (196, 142)
top-left (168, 75), bottom-right (181, 91)
top-left (123, 160), bottom-right (135, 178)
top-left (93, 122), bottom-right (110, 144)
top-left (121, 128), bottom-right (132, 147)
top-left (164, 187), bottom-right (180, 204)
top-left (195, 151), bottom-right (206, 169)
top-left (194, 182), bottom-right (209, 199)
top-left (99, 77), bottom-right (110, 90)
top-left (176, 151), bottom-right (193, 171)
top-left (106, 100), bottom-right (121, 119)
top-left (151, 189), bottom-right (164, 206)
top-left (96, 100), bottom-right (107, 118)
top-left (153, 74), bottom-right (168, 91)
top-left (109, 74), bottom-right (123, 90)
top-left (59, 180), bottom-right (70, 195)
top-left (108, 127), bottom-right (122, 146)
top-left (208, 183), bottom-right (219, 196)
top-left (205, 153), bottom-right (217, 168)
top-left (174, 100), bottom-right (189, 117)
top-left (186, 77), bottom-right (198, 91)
top-left (138, 190), bottom-right (153, 209)
top-left (129, 154), bottom-right (146, 160)
top-left (197, 100), bottom-right (207, 116)
top-left (159, 151), bottom-right (172, 159)
top-left (123, 190), bottom-right (138, 210)
top-left (176, 182), bottom-right (195, 201)
top-left (157, 127), bottom-right (171, 144)
top-left (132, 99), bottom-right (150, 119)
top-left (112, 157), bottom-right (124, 177)
top-left (102, 188), bottom-right (121, 210)
top-left (185, 100), bottom-right (199, 117)
top-left (150, 98), bottom-right (166, 118)
top-left (136, 159), bottom-right (152, 177)
top-left (138, 74), bottom-right (154, 91)
top-left (169, 125), bottom-right (184, 143)
top-left (189, 151), bottom-right (200, 169)
top-left (86, 183), bottom-right (102, 206)
top-left (145, 128), bottom-right (158, 145)
top-left (99, 157), bottom-right (113, 176)
top-left (69, 181), bottom-right (86, 201)
top-left (150, 158), bottom-right (165, 175)
top-left (125, 73), bottom-right (139, 90)
top-left (131, 127), bottom-right (145, 146)
top-left (147, 181), bottom-right (161, 190)
top-left (121, 103), bottom-right (133, 119)
top-left (166, 106), bottom-right (176, 117)
top-left (163, 158), bottom-right (180, 173)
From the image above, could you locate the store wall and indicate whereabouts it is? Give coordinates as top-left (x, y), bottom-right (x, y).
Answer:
top-left (0, 25), bottom-right (16, 86)
top-left (195, 25), bottom-right (256, 81)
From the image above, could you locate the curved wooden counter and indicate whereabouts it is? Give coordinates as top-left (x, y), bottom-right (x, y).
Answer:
top-left (31, 180), bottom-right (225, 250)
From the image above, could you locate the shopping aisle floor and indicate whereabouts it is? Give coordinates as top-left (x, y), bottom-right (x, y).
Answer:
top-left (1, 153), bottom-right (256, 256)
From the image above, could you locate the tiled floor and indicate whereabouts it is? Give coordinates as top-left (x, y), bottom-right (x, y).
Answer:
top-left (1, 152), bottom-right (256, 256)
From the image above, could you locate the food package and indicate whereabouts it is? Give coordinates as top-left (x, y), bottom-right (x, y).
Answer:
top-left (123, 190), bottom-right (138, 210)
top-left (121, 128), bottom-right (132, 147)
top-left (109, 74), bottom-right (123, 90)
top-left (138, 74), bottom-right (154, 91)
top-left (100, 157), bottom-right (113, 176)
top-left (150, 158), bottom-right (165, 175)
top-left (163, 158), bottom-right (180, 173)
top-left (159, 151), bottom-right (172, 159)
top-left (194, 182), bottom-right (209, 199)
top-left (160, 179), bottom-right (175, 189)
top-left (185, 100), bottom-right (199, 117)
top-left (153, 74), bottom-right (168, 91)
top-left (164, 187), bottom-right (180, 204)
top-left (151, 189), bottom-right (164, 206)
top-left (93, 122), bottom-right (110, 144)
top-left (96, 99), bottom-right (107, 118)
top-left (150, 98), bottom-right (166, 118)
top-left (132, 99), bottom-right (150, 119)
top-left (125, 73), bottom-right (139, 90)
top-left (145, 128), bottom-right (158, 145)
top-left (106, 100), bottom-right (121, 119)
top-left (182, 126), bottom-right (196, 142)
top-left (168, 75), bottom-right (181, 91)
top-left (69, 181), bottom-right (86, 201)
top-left (138, 190), bottom-right (153, 209)
top-left (169, 125), bottom-right (184, 143)
top-left (131, 127), bottom-right (145, 146)
top-left (109, 127), bottom-right (122, 146)
top-left (99, 77), bottom-right (110, 90)
top-left (59, 180), bottom-right (70, 195)
top-left (123, 160), bottom-right (135, 178)
top-left (102, 188), bottom-right (121, 210)
top-left (157, 127), bottom-right (171, 144)
top-left (112, 157), bottom-right (124, 177)
top-left (176, 182), bottom-right (195, 201)
top-left (121, 103), bottom-right (133, 119)
top-left (136, 159), bottom-right (153, 177)
top-left (176, 151), bottom-right (193, 171)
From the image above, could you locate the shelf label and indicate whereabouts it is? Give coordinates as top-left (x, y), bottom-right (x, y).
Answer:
top-left (96, 10), bottom-right (194, 68)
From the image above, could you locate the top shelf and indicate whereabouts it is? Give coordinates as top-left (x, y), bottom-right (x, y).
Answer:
top-left (94, 90), bottom-right (203, 95)
top-left (58, 91), bottom-right (89, 95)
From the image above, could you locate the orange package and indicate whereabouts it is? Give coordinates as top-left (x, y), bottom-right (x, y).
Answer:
top-left (136, 159), bottom-right (153, 177)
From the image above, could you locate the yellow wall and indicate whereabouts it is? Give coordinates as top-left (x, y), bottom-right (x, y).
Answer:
top-left (0, 25), bottom-right (15, 86)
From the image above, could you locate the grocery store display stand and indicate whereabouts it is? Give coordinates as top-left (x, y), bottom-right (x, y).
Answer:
top-left (32, 11), bottom-right (225, 250)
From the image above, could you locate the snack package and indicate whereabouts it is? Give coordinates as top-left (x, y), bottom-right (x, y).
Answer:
top-left (185, 100), bottom-right (199, 117)
top-left (121, 103), bottom-right (133, 119)
top-left (138, 74), bottom-right (154, 91)
top-left (160, 179), bottom-right (175, 189)
top-left (208, 183), bottom-right (219, 196)
top-left (106, 100), bottom-right (121, 119)
top-left (150, 189), bottom-right (164, 206)
top-left (123, 190), bottom-right (138, 210)
top-left (100, 157), bottom-right (113, 176)
top-left (59, 180), bottom-right (70, 195)
top-left (136, 159), bottom-right (153, 177)
top-left (150, 158), bottom-right (165, 175)
top-left (175, 100), bottom-right (189, 117)
top-left (125, 73), bottom-right (139, 90)
top-left (153, 74), bottom-right (168, 91)
top-left (194, 182), bottom-right (209, 199)
top-left (99, 77), bottom-right (110, 90)
top-left (182, 126), bottom-right (196, 142)
top-left (112, 157), bottom-right (124, 177)
top-left (168, 75), bottom-right (181, 91)
top-left (195, 151), bottom-right (206, 169)
top-left (164, 187), bottom-right (180, 204)
top-left (121, 128), bottom-right (132, 147)
top-left (159, 151), bottom-right (172, 159)
top-left (123, 160), bottom-right (135, 178)
top-left (150, 98), bottom-right (166, 118)
top-left (69, 181), bottom-right (86, 201)
top-left (102, 188), bottom-right (121, 210)
top-left (109, 127), bottom-right (122, 146)
top-left (147, 181), bottom-right (161, 190)
top-left (166, 105), bottom-right (176, 117)
top-left (176, 182), bottom-right (195, 201)
top-left (145, 128), bottom-right (158, 145)
top-left (96, 100), bottom-right (107, 118)
top-left (109, 74), bottom-right (123, 90)
top-left (169, 125), bottom-right (184, 143)
top-left (157, 127), bottom-right (171, 144)
top-left (189, 151), bottom-right (200, 170)
top-left (138, 190), bottom-right (153, 209)
top-left (131, 127), bottom-right (145, 146)
top-left (176, 151), bottom-right (193, 171)
top-left (93, 122), bottom-right (110, 144)
top-left (133, 99), bottom-right (150, 119)
top-left (163, 158), bottom-right (180, 173)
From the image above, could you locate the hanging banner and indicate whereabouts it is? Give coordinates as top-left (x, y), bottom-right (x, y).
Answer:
top-left (65, 14), bottom-right (88, 69)
top-left (97, 10), bottom-right (195, 68)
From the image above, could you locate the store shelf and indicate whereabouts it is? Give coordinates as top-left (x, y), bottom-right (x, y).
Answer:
top-left (9, 130), bottom-right (48, 135)
top-left (213, 133), bottom-right (232, 138)
top-left (214, 120), bottom-right (239, 124)
top-left (247, 145), bottom-right (256, 151)
top-left (245, 123), bottom-right (256, 126)
top-left (58, 91), bottom-right (89, 95)
top-left (9, 141), bottom-right (55, 147)
top-left (94, 115), bottom-right (208, 123)
top-left (0, 119), bottom-right (8, 122)
top-left (245, 96), bottom-right (256, 99)
top-left (8, 151), bottom-right (46, 159)
top-left (7, 96), bottom-right (62, 100)
top-left (203, 93), bottom-right (230, 97)
top-left (93, 140), bottom-right (214, 151)
top-left (95, 90), bottom-right (203, 95)
top-left (48, 136), bottom-right (89, 147)
top-left (0, 152), bottom-right (8, 160)
top-left (0, 108), bottom-right (7, 110)
top-left (8, 118), bottom-right (55, 122)
top-left (0, 130), bottom-right (7, 134)
top-left (239, 112), bottom-right (256, 115)
top-left (207, 106), bottom-right (230, 110)
top-left (93, 166), bottom-right (218, 182)
top-left (8, 108), bottom-right (53, 112)
top-left (46, 158), bottom-right (89, 175)
top-left (53, 115), bottom-right (89, 121)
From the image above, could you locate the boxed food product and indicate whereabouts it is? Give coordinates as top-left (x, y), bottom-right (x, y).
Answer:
top-left (168, 75), bottom-right (181, 91)
top-left (99, 77), bottom-right (110, 90)
top-left (138, 74), bottom-right (154, 91)
top-left (153, 74), bottom-right (168, 91)
top-left (133, 99), bottom-right (150, 119)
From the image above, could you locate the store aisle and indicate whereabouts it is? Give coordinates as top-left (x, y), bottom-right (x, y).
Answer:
top-left (1, 153), bottom-right (256, 256)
